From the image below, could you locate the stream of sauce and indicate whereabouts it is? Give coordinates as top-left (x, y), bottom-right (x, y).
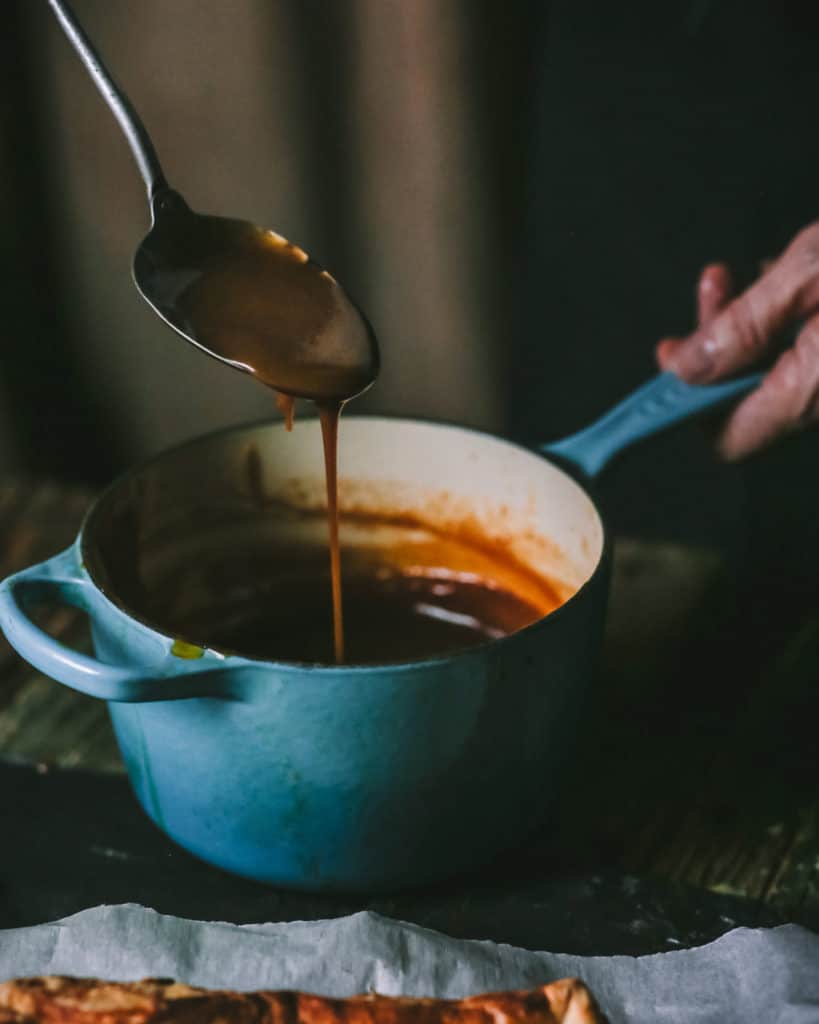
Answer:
top-left (317, 402), bottom-right (345, 662)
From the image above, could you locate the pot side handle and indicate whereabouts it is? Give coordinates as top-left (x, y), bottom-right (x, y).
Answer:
top-left (541, 370), bottom-right (763, 478)
top-left (0, 548), bottom-right (233, 703)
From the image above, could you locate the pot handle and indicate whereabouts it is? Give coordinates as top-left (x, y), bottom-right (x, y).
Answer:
top-left (541, 370), bottom-right (763, 478)
top-left (0, 547), bottom-right (234, 703)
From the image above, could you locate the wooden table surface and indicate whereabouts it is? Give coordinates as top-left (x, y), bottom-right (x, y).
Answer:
top-left (1, 479), bottom-right (817, 952)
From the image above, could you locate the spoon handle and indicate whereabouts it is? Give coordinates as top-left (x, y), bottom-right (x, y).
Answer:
top-left (47, 0), bottom-right (169, 200)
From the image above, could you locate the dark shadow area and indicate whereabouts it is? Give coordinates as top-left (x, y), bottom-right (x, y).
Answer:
top-left (0, 761), bottom-right (782, 955)
top-left (0, 2), bottom-right (123, 484)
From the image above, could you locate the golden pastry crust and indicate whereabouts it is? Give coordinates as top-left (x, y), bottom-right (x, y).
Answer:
top-left (0, 976), bottom-right (607, 1024)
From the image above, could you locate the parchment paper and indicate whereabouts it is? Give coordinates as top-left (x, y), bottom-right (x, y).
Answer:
top-left (1, 905), bottom-right (817, 1023)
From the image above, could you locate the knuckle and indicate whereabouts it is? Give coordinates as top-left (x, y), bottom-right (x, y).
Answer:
top-left (767, 333), bottom-right (819, 428)
top-left (785, 222), bottom-right (819, 291)
top-left (789, 221), bottom-right (819, 260)
top-left (796, 320), bottom-right (819, 359)
top-left (799, 378), bottom-right (819, 428)
top-left (719, 300), bottom-right (765, 361)
top-left (768, 349), bottom-right (802, 400)
top-left (794, 327), bottom-right (819, 425)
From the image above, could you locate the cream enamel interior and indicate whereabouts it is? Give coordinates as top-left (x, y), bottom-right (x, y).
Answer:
top-left (293, 417), bottom-right (604, 598)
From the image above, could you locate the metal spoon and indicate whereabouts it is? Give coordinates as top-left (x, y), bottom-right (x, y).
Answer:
top-left (47, 0), bottom-right (379, 402)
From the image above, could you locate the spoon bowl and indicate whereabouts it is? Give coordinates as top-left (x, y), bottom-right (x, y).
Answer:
top-left (49, 0), bottom-right (378, 403)
top-left (135, 191), bottom-right (378, 401)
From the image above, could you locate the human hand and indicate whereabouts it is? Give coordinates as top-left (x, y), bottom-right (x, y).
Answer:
top-left (656, 224), bottom-right (819, 459)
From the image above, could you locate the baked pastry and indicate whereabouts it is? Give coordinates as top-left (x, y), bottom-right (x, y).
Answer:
top-left (0, 976), bottom-right (607, 1024)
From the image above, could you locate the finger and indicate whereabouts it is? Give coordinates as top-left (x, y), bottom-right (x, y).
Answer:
top-left (716, 312), bottom-right (819, 460)
top-left (655, 337), bottom-right (681, 368)
top-left (697, 262), bottom-right (734, 326)
top-left (669, 271), bottom-right (792, 383)
top-left (656, 265), bottom-right (734, 370)
top-left (666, 223), bottom-right (819, 384)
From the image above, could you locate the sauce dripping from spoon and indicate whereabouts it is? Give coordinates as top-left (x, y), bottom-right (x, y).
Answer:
top-left (275, 393), bottom-right (296, 433)
top-left (136, 198), bottom-right (378, 663)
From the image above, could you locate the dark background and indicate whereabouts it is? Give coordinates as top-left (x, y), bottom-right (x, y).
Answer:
top-left (1, 0), bottom-right (818, 595)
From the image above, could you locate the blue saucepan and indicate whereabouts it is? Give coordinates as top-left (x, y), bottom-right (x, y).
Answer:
top-left (0, 371), bottom-right (758, 890)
